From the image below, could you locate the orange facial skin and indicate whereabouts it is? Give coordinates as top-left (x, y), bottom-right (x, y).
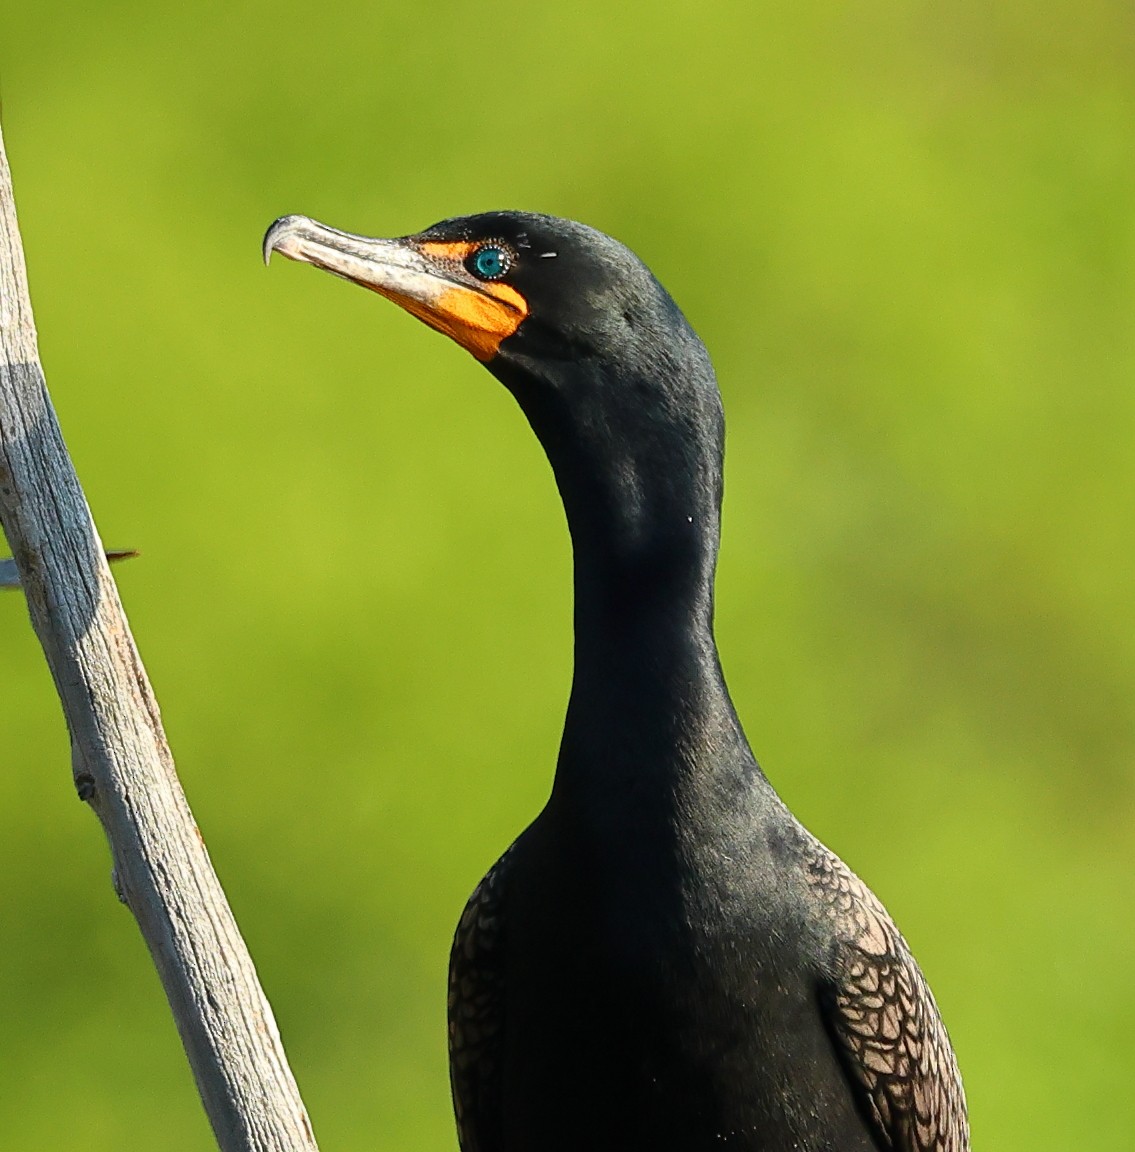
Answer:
top-left (410, 241), bottom-right (528, 361)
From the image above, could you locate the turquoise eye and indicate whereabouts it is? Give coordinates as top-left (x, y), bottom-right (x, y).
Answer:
top-left (469, 244), bottom-right (511, 280)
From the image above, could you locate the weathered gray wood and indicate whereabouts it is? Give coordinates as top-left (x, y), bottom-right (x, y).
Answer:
top-left (2, 549), bottom-right (136, 588)
top-left (0, 122), bottom-right (318, 1152)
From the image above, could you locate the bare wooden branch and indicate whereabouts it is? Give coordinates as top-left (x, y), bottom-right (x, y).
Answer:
top-left (2, 549), bottom-right (137, 588)
top-left (0, 122), bottom-right (318, 1152)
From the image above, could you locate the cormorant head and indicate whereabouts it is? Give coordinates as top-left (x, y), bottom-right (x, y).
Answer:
top-left (264, 211), bottom-right (724, 587)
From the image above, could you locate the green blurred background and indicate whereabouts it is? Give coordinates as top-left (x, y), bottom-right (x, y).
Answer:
top-left (1, 1), bottom-right (1133, 1148)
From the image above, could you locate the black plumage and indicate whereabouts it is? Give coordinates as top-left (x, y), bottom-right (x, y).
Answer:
top-left (264, 210), bottom-right (969, 1152)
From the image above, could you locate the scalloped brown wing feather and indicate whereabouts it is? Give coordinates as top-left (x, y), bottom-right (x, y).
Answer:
top-left (449, 847), bottom-right (515, 1152)
top-left (805, 845), bottom-right (969, 1152)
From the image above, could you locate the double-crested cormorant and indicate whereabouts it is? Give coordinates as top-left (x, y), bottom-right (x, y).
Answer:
top-left (264, 211), bottom-right (969, 1152)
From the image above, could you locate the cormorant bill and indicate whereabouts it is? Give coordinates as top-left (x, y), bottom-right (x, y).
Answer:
top-left (264, 210), bottom-right (970, 1152)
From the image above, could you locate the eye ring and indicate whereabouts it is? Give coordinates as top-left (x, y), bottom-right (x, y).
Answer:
top-left (467, 243), bottom-right (513, 281)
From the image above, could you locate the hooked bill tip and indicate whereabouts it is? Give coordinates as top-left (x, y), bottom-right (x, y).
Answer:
top-left (263, 215), bottom-right (303, 266)
top-left (262, 219), bottom-right (281, 266)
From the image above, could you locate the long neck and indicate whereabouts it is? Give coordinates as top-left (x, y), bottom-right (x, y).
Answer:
top-left (559, 493), bottom-right (753, 815)
top-left (497, 353), bottom-right (757, 820)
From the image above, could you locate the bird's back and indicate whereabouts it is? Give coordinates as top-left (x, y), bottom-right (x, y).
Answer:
top-left (450, 789), bottom-right (966, 1152)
